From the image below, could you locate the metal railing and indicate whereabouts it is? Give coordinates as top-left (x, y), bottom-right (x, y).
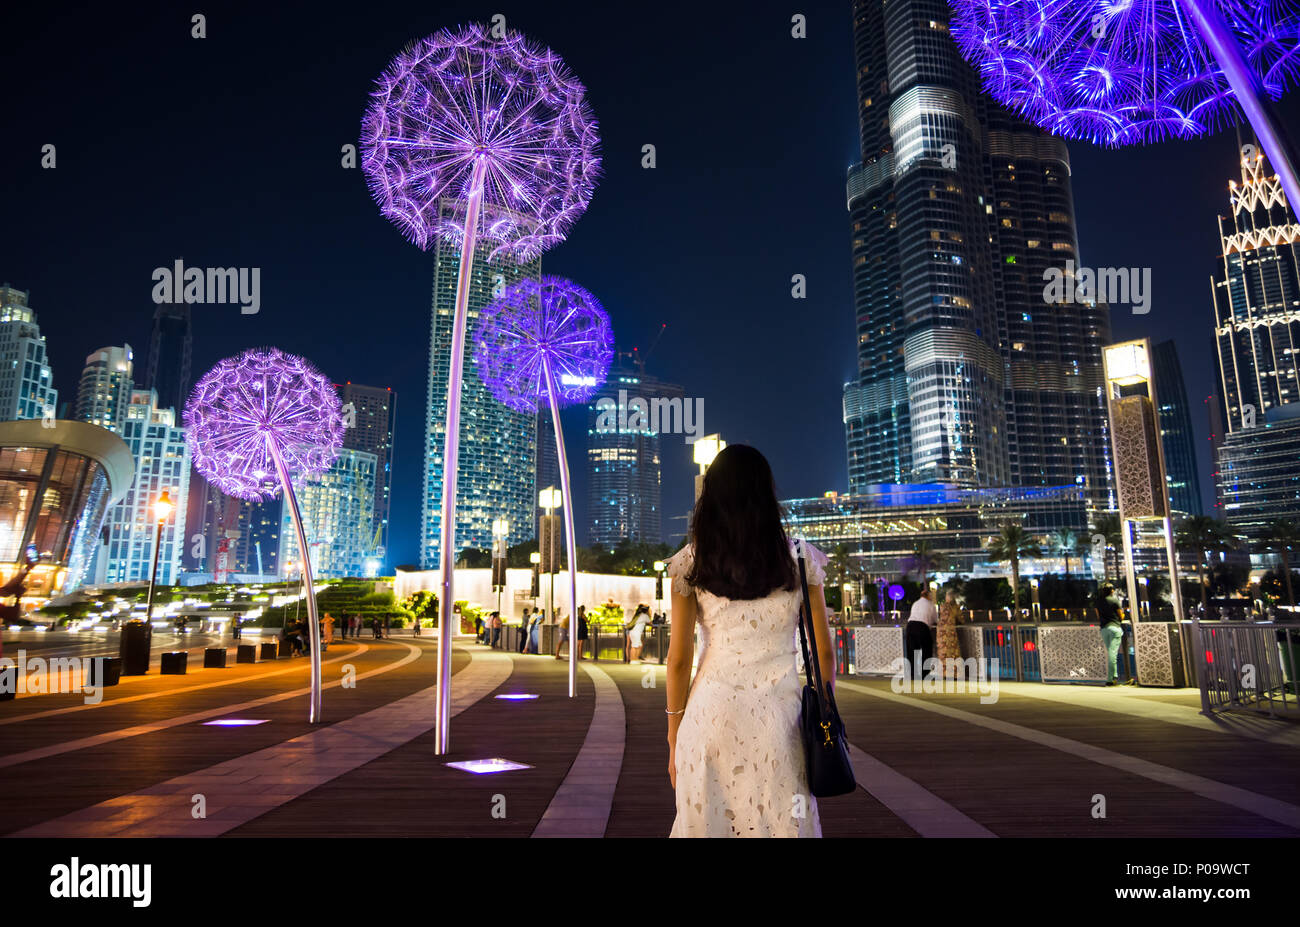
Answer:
top-left (1190, 620), bottom-right (1300, 719)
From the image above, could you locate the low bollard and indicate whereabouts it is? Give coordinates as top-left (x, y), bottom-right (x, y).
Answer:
top-left (278, 638), bottom-right (293, 658)
top-left (236, 644), bottom-right (257, 664)
top-left (87, 656), bottom-right (123, 688)
top-left (160, 652), bottom-right (188, 675)
top-left (204, 648), bottom-right (228, 668)
top-left (0, 663), bottom-right (14, 700)
top-left (260, 642), bottom-right (278, 661)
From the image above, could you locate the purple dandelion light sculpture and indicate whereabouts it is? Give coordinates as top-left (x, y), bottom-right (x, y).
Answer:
top-left (474, 276), bottom-right (613, 698)
top-left (360, 22), bottom-right (600, 751)
top-left (185, 348), bottom-right (344, 724)
top-left (948, 0), bottom-right (1300, 207)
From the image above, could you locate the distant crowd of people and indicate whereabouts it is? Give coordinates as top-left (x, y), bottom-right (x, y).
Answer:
top-left (475, 602), bottom-right (662, 662)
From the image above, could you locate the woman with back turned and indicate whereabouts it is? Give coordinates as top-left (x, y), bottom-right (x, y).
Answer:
top-left (664, 444), bottom-right (834, 837)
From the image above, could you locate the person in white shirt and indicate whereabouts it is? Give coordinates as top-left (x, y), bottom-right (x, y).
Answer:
top-left (905, 586), bottom-right (938, 679)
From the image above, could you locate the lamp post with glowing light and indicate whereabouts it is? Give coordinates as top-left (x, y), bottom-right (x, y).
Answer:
top-left (693, 434), bottom-right (726, 503)
top-left (492, 517), bottom-right (509, 616)
top-left (144, 491), bottom-right (174, 624)
top-left (539, 487), bottom-right (561, 645)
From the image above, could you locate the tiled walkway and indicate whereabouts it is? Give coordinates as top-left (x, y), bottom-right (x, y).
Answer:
top-left (1, 637), bottom-right (1298, 838)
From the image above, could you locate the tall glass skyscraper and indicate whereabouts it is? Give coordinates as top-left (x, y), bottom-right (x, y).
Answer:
top-left (146, 303), bottom-right (192, 414)
top-left (842, 0), bottom-right (1112, 504)
top-left (586, 358), bottom-right (683, 547)
top-left (74, 345), bottom-right (134, 433)
top-left (1151, 340), bottom-right (1202, 516)
top-left (0, 285), bottom-right (58, 422)
top-left (421, 207), bottom-right (538, 569)
top-left (1212, 148), bottom-right (1300, 538)
top-left (280, 448), bottom-right (377, 578)
top-left (337, 382), bottom-right (395, 562)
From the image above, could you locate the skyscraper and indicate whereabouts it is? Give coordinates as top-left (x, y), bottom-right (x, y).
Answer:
top-left (74, 345), bottom-right (134, 432)
top-left (146, 303), bottom-right (192, 413)
top-left (1151, 340), bottom-right (1202, 516)
top-left (0, 285), bottom-right (58, 422)
top-left (280, 448), bottom-right (377, 578)
top-left (535, 411), bottom-right (560, 539)
top-left (421, 214), bottom-right (538, 569)
top-left (1212, 148), bottom-right (1300, 538)
top-left (841, 0), bottom-right (1112, 503)
top-left (94, 388), bottom-right (190, 586)
top-left (587, 356), bottom-right (683, 547)
top-left (337, 382), bottom-right (395, 563)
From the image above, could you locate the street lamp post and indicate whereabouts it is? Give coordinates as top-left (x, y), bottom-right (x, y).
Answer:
top-left (492, 517), bottom-right (509, 617)
top-left (145, 491), bottom-right (174, 624)
top-left (653, 560), bottom-right (666, 621)
top-left (693, 434), bottom-right (726, 503)
top-left (539, 487), bottom-right (561, 669)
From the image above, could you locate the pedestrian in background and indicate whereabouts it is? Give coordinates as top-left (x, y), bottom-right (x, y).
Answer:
top-left (905, 586), bottom-right (937, 679)
top-left (1097, 584), bottom-right (1128, 685)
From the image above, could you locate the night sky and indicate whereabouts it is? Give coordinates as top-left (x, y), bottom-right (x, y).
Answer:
top-left (5, 0), bottom-right (1296, 565)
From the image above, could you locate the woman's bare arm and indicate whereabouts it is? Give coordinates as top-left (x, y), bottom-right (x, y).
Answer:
top-left (807, 583), bottom-right (836, 692)
top-left (665, 586), bottom-right (697, 787)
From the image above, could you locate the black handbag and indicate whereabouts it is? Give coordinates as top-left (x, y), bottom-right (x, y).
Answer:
top-left (795, 540), bottom-right (857, 798)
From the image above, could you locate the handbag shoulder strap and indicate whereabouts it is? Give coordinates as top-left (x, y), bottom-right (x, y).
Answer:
top-left (794, 540), bottom-right (831, 714)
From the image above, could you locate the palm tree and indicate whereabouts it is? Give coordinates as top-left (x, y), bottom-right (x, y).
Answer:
top-left (1175, 516), bottom-right (1236, 610)
top-left (1052, 529), bottom-right (1083, 579)
top-left (1261, 520), bottom-right (1299, 607)
top-left (904, 540), bottom-right (942, 585)
top-left (1091, 512), bottom-right (1123, 582)
top-left (985, 524), bottom-right (1042, 615)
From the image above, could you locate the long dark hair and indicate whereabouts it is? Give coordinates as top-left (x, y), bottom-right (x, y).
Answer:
top-left (686, 444), bottom-right (797, 600)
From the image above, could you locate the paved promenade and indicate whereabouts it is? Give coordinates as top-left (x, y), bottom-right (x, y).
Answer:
top-left (1, 634), bottom-right (1298, 838)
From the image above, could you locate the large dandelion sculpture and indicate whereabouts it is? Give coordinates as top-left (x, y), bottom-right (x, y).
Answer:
top-left (474, 276), bottom-right (614, 697)
top-left (185, 348), bottom-right (344, 724)
top-left (948, 0), bottom-right (1300, 207)
top-left (360, 22), bottom-right (600, 751)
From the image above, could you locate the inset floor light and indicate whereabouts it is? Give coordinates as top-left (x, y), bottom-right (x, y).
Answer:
top-left (446, 758), bottom-right (533, 774)
top-left (494, 693), bottom-right (540, 700)
top-left (203, 719), bottom-right (270, 727)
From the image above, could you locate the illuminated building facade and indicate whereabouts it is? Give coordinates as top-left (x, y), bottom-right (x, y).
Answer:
top-left (1151, 340), bottom-right (1202, 516)
top-left (281, 447), bottom-right (377, 578)
top-left (0, 285), bottom-right (58, 423)
top-left (96, 389), bottom-right (190, 586)
top-left (586, 359), bottom-right (682, 547)
top-left (842, 0), bottom-right (1112, 504)
top-left (783, 484), bottom-right (1090, 578)
top-left (421, 205), bottom-right (538, 567)
top-left (1211, 149), bottom-right (1300, 539)
top-left (73, 345), bottom-right (134, 433)
top-left (337, 382), bottom-right (395, 563)
top-left (0, 419), bottom-right (133, 598)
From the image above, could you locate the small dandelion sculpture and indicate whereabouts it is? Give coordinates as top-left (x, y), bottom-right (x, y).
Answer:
top-left (474, 276), bottom-right (614, 697)
top-left (947, 0), bottom-right (1300, 207)
top-left (185, 348), bottom-right (344, 723)
top-left (361, 22), bottom-right (600, 751)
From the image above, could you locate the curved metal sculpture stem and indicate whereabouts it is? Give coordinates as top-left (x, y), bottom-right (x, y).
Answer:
top-left (1179, 0), bottom-right (1300, 210)
top-left (267, 436), bottom-right (322, 723)
top-left (542, 356), bottom-right (580, 698)
top-left (435, 158), bottom-right (489, 754)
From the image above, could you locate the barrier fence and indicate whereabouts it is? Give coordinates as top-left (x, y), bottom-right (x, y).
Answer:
top-left (1190, 620), bottom-right (1300, 719)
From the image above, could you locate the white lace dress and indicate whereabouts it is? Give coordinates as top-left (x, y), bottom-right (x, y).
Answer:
top-left (666, 541), bottom-right (827, 837)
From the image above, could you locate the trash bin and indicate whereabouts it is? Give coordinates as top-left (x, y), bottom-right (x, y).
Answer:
top-left (160, 652), bottom-right (187, 675)
top-left (87, 656), bottom-right (123, 688)
top-left (119, 619), bottom-right (152, 676)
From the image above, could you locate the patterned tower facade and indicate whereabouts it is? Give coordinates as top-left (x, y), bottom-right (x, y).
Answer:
top-left (421, 202), bottom-right (539, 569)
top-left (843, 0), bottom-right (1112, 502)
top-left (0, 285), bottom-right (58, 422)
top-left (1213, 149), bottom-right (1300, 537)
